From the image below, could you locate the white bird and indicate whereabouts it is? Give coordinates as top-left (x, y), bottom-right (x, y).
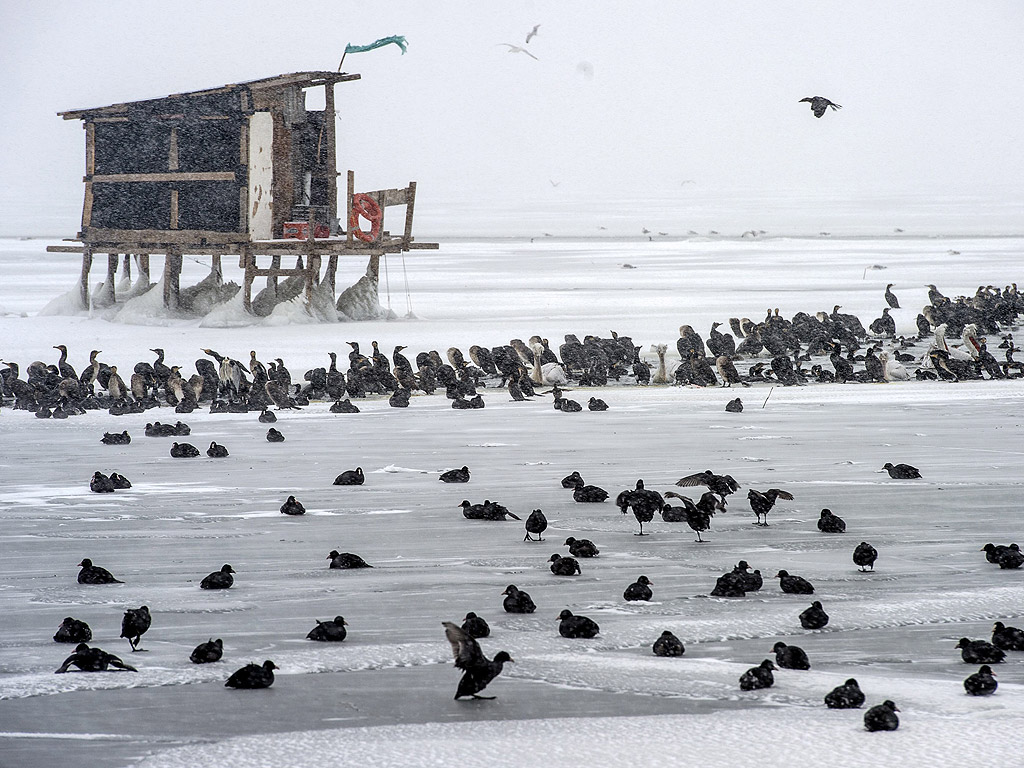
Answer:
top-left (933, 324), bottom-right (975, 362)
top-left (530, 342), bottom-right (568, 386)
top-left (525, 24), bottom-right (540, 44)
top-left (497, 43), bottom-right (538, 60)
top-left (650, 344), bottom-right (669, 384)
top-left (879, 351), bottom-right (910, 382)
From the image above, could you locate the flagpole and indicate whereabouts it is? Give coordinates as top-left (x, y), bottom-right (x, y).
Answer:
top-left (337, 50), bottom-right (348, 72)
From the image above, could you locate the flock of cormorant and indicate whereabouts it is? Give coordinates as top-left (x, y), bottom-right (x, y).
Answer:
top-left (14, 280), bottom-right (1023, 731)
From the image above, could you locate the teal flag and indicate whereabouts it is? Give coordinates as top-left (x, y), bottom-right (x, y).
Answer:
top-left (345, 36), bottom-right (408, 55)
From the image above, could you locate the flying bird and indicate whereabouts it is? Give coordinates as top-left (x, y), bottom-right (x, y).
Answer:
top-left (525, 24), bottom-right (540, 44)
top-left (497, 43), bottom-right (539, 61)
top-left (800, 96), bottom-right (842, 117)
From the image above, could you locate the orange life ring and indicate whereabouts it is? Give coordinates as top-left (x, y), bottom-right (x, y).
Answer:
top-left (349, 193), bottom-right (382, 243)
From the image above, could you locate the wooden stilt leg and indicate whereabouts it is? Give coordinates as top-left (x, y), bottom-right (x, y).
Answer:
top-left (80, 247), bottom-right (93, 308)
top-left (105, 253), bottom-right (117, 305)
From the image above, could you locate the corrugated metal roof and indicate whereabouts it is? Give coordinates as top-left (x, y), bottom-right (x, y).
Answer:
top-left (59, 71), bottom-right (360, 120)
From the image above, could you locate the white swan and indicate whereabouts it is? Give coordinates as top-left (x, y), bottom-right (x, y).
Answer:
top-left (879, 351), bottom-right (910, 381)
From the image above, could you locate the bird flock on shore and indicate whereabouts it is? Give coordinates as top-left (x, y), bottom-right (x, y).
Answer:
top-left (12, 280), bottom-right (1024, 729)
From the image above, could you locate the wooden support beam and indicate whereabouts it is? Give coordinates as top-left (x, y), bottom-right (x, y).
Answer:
top-left (139, 254), bottom-right (150, 280)
top-left (80, 247), bottom-right (93, 309)
top-left (324, 84), bottom-right (338, 225)
top-left (122, 253), bottom-right (132, 282)
top-left (163, 248), bottom-right (182, 311)
top-left (89, 171), bottom-right (236, 183)
top-left (105, 253), bottom-right (117, 305)
top-left (242, 246), bottom-right (254, 313)
top-left (326, 253), bottom-right (338, 294)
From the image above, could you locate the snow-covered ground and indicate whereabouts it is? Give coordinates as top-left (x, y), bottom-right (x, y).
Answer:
top-left (1, 224), bottom-right (1023, 768)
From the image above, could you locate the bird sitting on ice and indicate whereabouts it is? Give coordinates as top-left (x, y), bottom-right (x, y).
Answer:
top-left (530, 342), bottom-right (568, 386)
top-left (650, 344), bottom-right (669, 384)
top-left (878, 351), bottom-right (910, 381)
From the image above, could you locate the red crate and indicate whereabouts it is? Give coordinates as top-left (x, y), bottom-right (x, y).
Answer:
top-left (282, 222), bottom-right (330, 239)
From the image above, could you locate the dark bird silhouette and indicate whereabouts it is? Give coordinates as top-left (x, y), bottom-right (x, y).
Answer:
top-left (732, 560), bottom-right (762, 592)
top-left (863, 700), bottom-right (900, 731)
top-left (799, 601), bottom-right (830, 630)
top-left (525, 23), bottom-right (540, 44)
top-left (564, 536), bottom-right (599, 557)
top-left (747, 488), bottom-right (794, 526)
top-left (675, 470), bottom-right (739, 510)
top-left (652, 630), bottom-right (685, 657)
top-left (440, 466), bottom-right (471, 483)
top-left (561, 471), bottom-right (584, 489)
top-left (854, 542), bottom-right (878, 571)
top-left (884, 283), bottom-right (900, 309)
top-left (90, 471), bottom-right (115, 493)
top-left (200, 564), bottom-right (235, 590)
top-left (981, 543), bottom-right (1024, 569)
top-left (206, 441), bottom-right (229, 458)
top-left (572, 482), bottom-right (609, 503)
top-left (190, 638), bottom-right (223, 664)
top-left (618, 479), bottom-right (664, 535)
top-left (258, 409), bottom-right (277, 423)
top-left (225, 660), bottom-right (277, 689)
top-left (549, 553), bottom-right (581, 575)
top-left (623, 575), bottom-right (653, 601)
top-left (170, 441), bottom-right (200, 457)
top-left (882, 462), bottom-right (921, 479)
top-left (772, 640), bottom-right (810, 670)
top-left (739, 659), bottom-right (776, 690)
top-left (817, 508), bottom-right (846, 533)
top-left (964, 665), bottom-right (998, 696)
top-left (77, 558), bottom-right (122, 584)
top-left (280, 495), bottom-right (305, 516)
top-left (991, 621), bottom-right (1024, 651)
top-left (588, 397), bottom-right (609, 411)
top-left (101, 430), bottom-right (131, 445)
top-left (54, 617), bottom-right (92, 644)
top-left (55, 643), bottom-right (137, 673)
top-left (265, 428), bottom-right (285, 443)
top-left (825, 678), bottom-right (866, 709)
top-left (120, 605), bottom-right (151, 651)
top-left (557, 609), bottom-right (599, 638)
top-left (461, 612), bottom-right (490, 638)
top-left (661, 491), bottom-right (714, 542)
top-left (524, 509), bottom-right (548, 541)
top-left (956, 638), bottom-right (1005, 664)
top-left (776, 569), bottom-right (814, 594)
top-left (800, 96), bottom-right (842, 118)
top-left (334, 467), bottom-right (364, 485)
top-left (725, 397), bottom-right (744, 412)
top-left (327, 550), bottom-right (372, 569)
top-left (443, 621), bottom-right (513, 700)
top-left (307, 616), bottom-right (348, 642)
top-left (502, 584), bottom-right (536, 614)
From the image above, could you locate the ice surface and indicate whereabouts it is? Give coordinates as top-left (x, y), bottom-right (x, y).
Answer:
top-left (0, 226), bottom-right (1023, 768)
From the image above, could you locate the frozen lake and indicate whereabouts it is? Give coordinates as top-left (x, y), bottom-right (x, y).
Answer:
top-left (1, 226), bottom-right (1023, 768)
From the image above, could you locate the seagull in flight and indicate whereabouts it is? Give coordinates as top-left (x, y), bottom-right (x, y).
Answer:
top-left (526, 24), bottom-right (541, 44)
top-left (498, 43), bottom-right (539, 60)
top-left (800, 96), bottom-right (842, 118)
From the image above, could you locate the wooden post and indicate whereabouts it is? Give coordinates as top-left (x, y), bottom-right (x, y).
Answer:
top-left (139, 254), bottom-right (150, 281)
top-left (268, 254), bottom-right (281, 295)
top-left (104, 253), bottom-right (117, 305)
top-left (163, 247), bottom-right (182, 310)
top-left (242, 246), bottom-right (254, 313)
top-left (211, 253), bottom-right (222, 278)
top-left (324, 83), bottom-right (338, 226)
top-left (326, 253), bottom-right (338, 295)
top-left (121, 253), bottom-right (132, 282)
top-left (80, 246), bottom-right (93, 308)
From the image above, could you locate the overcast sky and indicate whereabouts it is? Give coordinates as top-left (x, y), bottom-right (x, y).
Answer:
top-left (2, 1), bottom-right (1023, 236)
